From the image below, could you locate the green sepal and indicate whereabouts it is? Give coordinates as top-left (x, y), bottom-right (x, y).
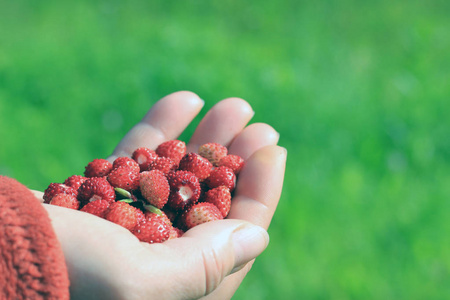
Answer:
top-left (143, 204), bottom-right (163, 216)
top-left (115, 187), bottom-right (132, 199)
top-left (118, 199), bottom-right (134, 203)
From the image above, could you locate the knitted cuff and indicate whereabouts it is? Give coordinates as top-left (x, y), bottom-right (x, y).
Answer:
top-left (0, 176), bottom-right (69, 299)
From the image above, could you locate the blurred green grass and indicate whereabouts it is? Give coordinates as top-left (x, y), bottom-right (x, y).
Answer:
top-left (1, 0), bottom-right (450, 299)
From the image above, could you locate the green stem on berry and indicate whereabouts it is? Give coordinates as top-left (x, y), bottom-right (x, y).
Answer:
top-left (118, 199), bottom-right (134, 203)
top-left (143, 204), bottom-right (163, 216)
top-left (115, 187), bottom-right (132, 199)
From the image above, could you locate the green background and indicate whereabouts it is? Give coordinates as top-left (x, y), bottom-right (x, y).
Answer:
top-left (1, 1), bottom-right (449, 299)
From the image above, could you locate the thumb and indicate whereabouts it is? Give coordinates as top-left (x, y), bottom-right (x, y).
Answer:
top-left (162, 219), bottom-right (269, 299)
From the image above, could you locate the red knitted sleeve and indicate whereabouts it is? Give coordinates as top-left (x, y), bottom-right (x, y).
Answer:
top-left (0, 176), bottom-right (69, 299)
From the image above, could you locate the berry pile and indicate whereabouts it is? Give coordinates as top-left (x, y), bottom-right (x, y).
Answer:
top-left (43, 140), bottom-right (245, 244)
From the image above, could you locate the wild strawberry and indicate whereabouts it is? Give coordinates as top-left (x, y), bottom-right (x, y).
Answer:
top-left (84, 158), bottom-right (113, 178)
top-left (198, 143), bottom-right (228, 166)
top-left (104, 201), bottom-right (142, 231)
top-left (140, 170), bottom-right (170, 209)
top-left (155, 140), bottom-right (186, 166)
top-left (144, 210), bottom-right (172, 226)
top-left (204, 186), bottom-right (231, 218)
top-left (43, 183), bottom-right (77, 204)
top-left (49, 194), bottom-right (80, 210)
top-left (112, 157), bottom-right (140, 173)
top-left (182, 202), bottom-right (223, 229)
top-left (162, 207), bottom-right (178, 224)
top-left (78, 177), bottom-right (116, 205)
top-left (218, 154), bottom-right (245, 174)
top-left (107, 166), bottom-right (140, 191)
top-left (206, 166), bottom-right (236, 191)
top-left (148, 156), bottom-right (177, 175)
top-left (178, 153), bottom-right (213, 181)
top-left (63, 175), bottom-right (88, 191)
top-left (199, 182), bottom-right (211, 197)
top-left (132, 147), bottom-right (158, 172)
top-left (132, 214), bottom-right (171, 244)
top-left (136, 208), bottom-right (146, 224)
top-left (80, 199), bottom-right (111, 218)
top-left (169, 226), bottom-right (184, 239)
top-left (167, 171), bottom-right (201, 210)
top-left (143, 204), bottom-right (172, 225)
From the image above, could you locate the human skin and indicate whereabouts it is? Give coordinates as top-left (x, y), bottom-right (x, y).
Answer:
top-left (33, 91), bottom-right (287, 299)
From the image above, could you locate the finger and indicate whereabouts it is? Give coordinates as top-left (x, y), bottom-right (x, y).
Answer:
top-left (229, 145), bottom-right (287, 229)
top-left (198, 146), bottom-right (287, 299)
top-left (109, 91), bottom-right (204, 160)
top-left (198, 265), bottom-right (252, 300)
top-left (157, 219), bottom-right (269, 299)
top-left (187, 97), bottom-right (254, 153)
top-left (227, 122), bottom-right (280, 159)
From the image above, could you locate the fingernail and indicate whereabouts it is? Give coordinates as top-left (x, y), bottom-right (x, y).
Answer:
top-left (272, 130), bottom-right (281, 143)
top-left (231, 224), bottom-right (269, 273)
top-left (189, 96), bottom-right (204, 107)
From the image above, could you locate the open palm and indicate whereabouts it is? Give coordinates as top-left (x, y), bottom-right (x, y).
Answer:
top-left (37, 91), bottom-right (287, 300)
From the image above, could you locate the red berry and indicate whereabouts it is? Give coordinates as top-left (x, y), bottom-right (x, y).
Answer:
top-left (155, 140), bottom-right (186, 166)
top-left (218, 154), bottom-right (245, 174)
top-left (132, 147), bottom-right (158, 172)
top-left (167, 171), bottom-right (201, 211)
top-left (139, 170), bottom-right (170, 209)
top-left (198, 143), bottom-right (228, 166)
top-left (43, 183), bottom-right (77, 204)
top-left (63, 175), bottom-right (88, 191)
top-left (80, 199), bottom-right (111, 218)
top-left (169, 226), bottom-right (184, 239)
top-left (206, 167), bottom-right (236, 191)
top-left (49, 194), bottom-right (80, 210)
top-left (107, 166), bottom-right (140, 191)
top-left (148, 156), bottom-right (177, 175)
top-left (84, 158), bottom-right (113, 178)
top-left (104, 201), bottom-right (141, 231)
top-left (132, 214), bottom-right (171, 244)
top-left (178, 153), bottom-right (213, 181)
top-left (204, 186), bottom-right (231, 218)
top-left (78, 177), bottom-right (116, 205)
top-left (182, 202), bottom-right (223, 229)
top-left (143, 210), bottom-right (172, 226)
top-left (162, 207), bottom-right (178, 224)
top-left (112, 157), bottom-right (140, 173)
top-left (136, 208), bottom-right (146, 225)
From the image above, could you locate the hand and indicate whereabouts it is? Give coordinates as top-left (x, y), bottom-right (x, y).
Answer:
top-left (38, 91), bottom-right (287, 299)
